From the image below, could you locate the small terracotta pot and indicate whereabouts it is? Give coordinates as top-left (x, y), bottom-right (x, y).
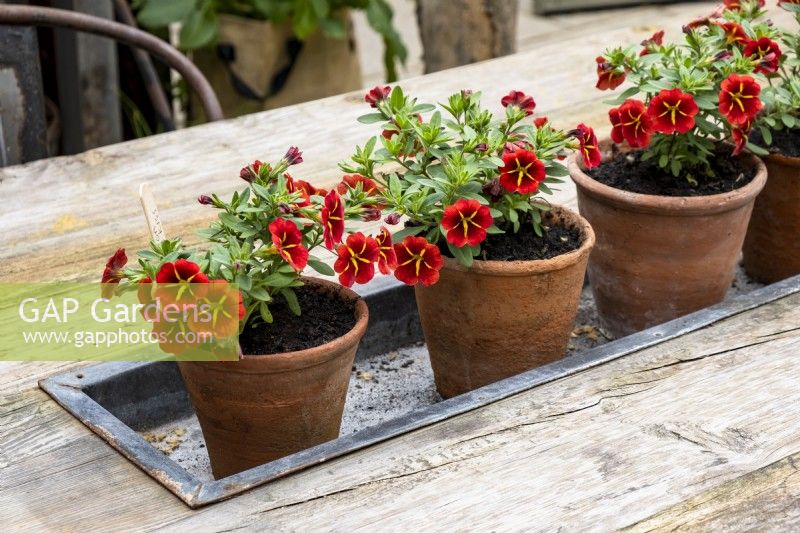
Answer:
top-left (742, 152), bottom-right (800, 283)
top-left (568, 149), bottom-right (767, 338)
top-left (415, 205), bottom-right (595, 399)
top-left (178, 278), bottom-right (368, 479)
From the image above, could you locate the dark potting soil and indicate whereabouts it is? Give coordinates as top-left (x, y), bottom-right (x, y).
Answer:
top-left (587, 146), bottom-right (756, 196)
top-left (239, 285), bottom-right (356, 355)
top-left (750, 128), bottom-right (800, 158)
top-left (440, 212), bottom-right (583, 262)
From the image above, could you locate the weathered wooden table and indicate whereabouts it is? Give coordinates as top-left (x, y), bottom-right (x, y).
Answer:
top-left (2, 4), bottom-right (799, 530)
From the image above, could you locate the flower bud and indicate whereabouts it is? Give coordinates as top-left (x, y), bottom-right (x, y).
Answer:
top-left (283, 146), bottom-right (303, 166)
top-left (475, 143), bottom-right (488, 152)
top-left (240, 166), bottom-right (256, 182)
top-left (384, 212), bottom-right (401, 225)
top-left (197, 194), bottom-right (213, 205)
top-left (482, 179), bottom-right (503, 199)
top-left (365, 85), bottom-right (391, 108)
top-left (361, 207), bottom-right (382, 222)
top-left (278, 203), bottom-right (293, 214)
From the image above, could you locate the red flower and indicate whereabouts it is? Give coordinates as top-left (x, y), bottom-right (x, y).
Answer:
top-left (609, 108), bottom-right (625, 144)
top-left (101, 248), bottom-right (127, 284)
top-left (374, 227), bottom-right (398, 275)
top-left (500, 90), bottom-right (536, 115)
top-left (743, 37), bottom-right (782, 75)
top-left (723, 0), bottom-right (764, 10)
top-left (611, 99), bottom-right (654, 148)
top-left (732, 118), bottom-right (754, 156)
top-left (269, 217), bottom-right (309, 271)
top-left (595, 56), bottom-right (625, 91)
top-left (283, 174), bottom-right (325, 208)
top-left (534, 116), bottom-right (549, 128)
top-left (365, 85), bottom-right (391, 107)
top-left (499, 149), bottom-right (546, 194)
top-left (337, 174), bottom-right (381, 197)
top-left (639, 30), bottom-right (664, 56)
top-left (441, 199), bottom-right (493, 248)
top-left (393, 236), bottom-right (443, 287)
top-left (321, 190), bottom-right (345, 250)
top-left (334, 233), bottom-right (380, 287)
top-left (647, 89), bottom-right (699, 134)
top-left (575, 123), bottom-right (602, 168)
top-left (717, 22), bottom-right (748, 46)
top-left (155, 259), bottom-right (209, 284)
top-left (719, 74), bottom-right (763, 126)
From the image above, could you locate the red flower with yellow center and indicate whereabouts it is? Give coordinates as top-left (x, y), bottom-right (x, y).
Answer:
top-left (610, 99), bottom-right (654, 148)
top-left (499, 149), bottom-right (546, 195)
top-left (393, 236), bottom-right (443, 287)
top-left (719, 74), bottom-right (763, 126)
top-left (269, 217), bottom-right (309, 271)
top-left (374, 227), bottom-right (398, 275)
top-left (501, 90), bottom-right (536, 115)
top-left (576, 123), bottom-right (602, 168)
top-left (334, 232), bottom-right (380, 287)
top-left (321, 189), bottom-right (345, 250)
top-left (441, 199), bottom-right (493, 248)
top-left (717, 22), bottom-right (748, 46)
top-left (647, 89), bottom-right (699, 134)
top-left (595, 56), bottom-right (625, 91)
top-left (743, 37), bottom-right (782, 75)
top-left (156, 259), bottom-right (209, 284)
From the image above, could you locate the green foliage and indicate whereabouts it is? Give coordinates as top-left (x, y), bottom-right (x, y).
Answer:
top-left (134, 0), bottom-right (406, 82)
top-left (342, 87), bottom-right (579, 267)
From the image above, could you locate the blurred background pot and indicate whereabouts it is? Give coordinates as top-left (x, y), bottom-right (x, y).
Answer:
top-left (178, 277), bottom-right (368, 479)
top-left (192, 13), bottom-right (362, 118)
top-left (742, 152), bottom-right (800, 283)
top-left (569, 150), bottom-right (767, 338)
top-left (414, 205), bottom-right (594, 399)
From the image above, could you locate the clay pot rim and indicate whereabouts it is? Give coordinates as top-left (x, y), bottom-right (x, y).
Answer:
top-left (765, 151), bottom-right (800, 168)
top-left (439, 204), bottom-right (595, 277)
top-left (185, 277), bottom-right (368, 373)
top-left (567, 144), bottom-right (767, 216)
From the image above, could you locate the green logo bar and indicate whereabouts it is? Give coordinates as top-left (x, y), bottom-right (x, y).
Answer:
top-left (0, 283), bottom-right (240, 361)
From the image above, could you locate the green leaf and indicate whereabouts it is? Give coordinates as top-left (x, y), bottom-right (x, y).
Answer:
top-left (263, 272), bottom-right (298, 288)
top-left (307, 257), bottom-right (335, 276)
top-left (235, 272), bottom-right (252, 292)
top-left (746, 141), bottom-right (769, 156)
top-left (357, 113), bottom-right (387, 124)
top-left (603, 86), bottom-right (640, 106)
top-left (390, 85), bottom-right (404, 109)
top-left (178, 4), bottom-right (217, 49)
top-left (392, 225), bottom-right (425, 241)
top-left (447, 242), bottom-right (473, 268)
top-left (281, 289), bottom-right (301, 316)
top-left (292, 0), bottom-right (318, 39)
top-left (259, 302), bottom-right (273, 324)
top-left (137, 0), bottom-right (195, 28)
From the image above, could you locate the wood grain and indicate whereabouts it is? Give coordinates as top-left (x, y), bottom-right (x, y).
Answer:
top-left (1, 3), bottom-right (798, 530)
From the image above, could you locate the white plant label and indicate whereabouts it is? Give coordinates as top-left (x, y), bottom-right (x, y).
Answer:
top-left (138, 183), bottom-right (165, 243)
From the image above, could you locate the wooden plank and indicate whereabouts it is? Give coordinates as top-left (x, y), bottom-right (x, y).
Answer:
top-left (1, 290), bottom-right (799, 530)
top-left (624, 451), bottom-right (800, 531)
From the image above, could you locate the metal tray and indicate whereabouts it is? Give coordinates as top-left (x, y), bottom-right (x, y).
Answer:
top-left (39, 274), bottom-right (800, 508)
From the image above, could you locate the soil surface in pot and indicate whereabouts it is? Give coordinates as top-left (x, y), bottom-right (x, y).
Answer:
top-left (751, 128), bottom-right (800, 158)
top-left (239, 285), bottom-right (356, 355)
top-left (439, 212), bottom-right (582, 261)
top-left (587, 146), bottom-right (756, 196)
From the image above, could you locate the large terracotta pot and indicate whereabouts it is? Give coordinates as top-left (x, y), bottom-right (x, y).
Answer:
top-left (178, 278), bottom-right (368, 479)
top-left (568, 150), bottom-right (767, 338)
top-left (742, 152), bottom-right (800, 283)
top-left (415, 205), bottom-right (595, 399)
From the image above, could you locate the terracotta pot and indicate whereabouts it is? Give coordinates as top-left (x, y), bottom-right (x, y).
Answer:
top-left (415, 205), bottom-right (595, 399)
top-left (568, 149), bottom-right (767, 338)
top-left (742, 152), bottom-right (800, 283)
top-left (178, 278), bottom-right (368, 479)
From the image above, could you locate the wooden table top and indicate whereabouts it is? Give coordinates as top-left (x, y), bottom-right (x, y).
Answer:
top-left (2, 3), bottom-right (799, 530)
